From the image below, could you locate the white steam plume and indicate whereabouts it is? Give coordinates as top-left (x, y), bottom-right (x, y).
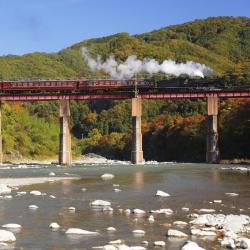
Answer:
top-left (81, 47), bottom-right (213, 79)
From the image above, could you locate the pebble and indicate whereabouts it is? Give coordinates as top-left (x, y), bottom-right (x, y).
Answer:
top-left (151, 208), bottom-right (173, 215)
top-left (182, 207), bottom-right (190, 212)
top-left (225, 193), bottom-right (239, 197)
top-left (124, 209), bottom-right (131, 215)
top-left (101, 174), bottom-right (115, 180)
top-left (16, 191), bottom-right (27, 196)
top-left (2, 224), bottom-right (21, 229)
top-left (30, 190), bottom-right (42, 196)
top-left (0, 185), bottom-right (12, 195)
top-left (155, 190), bottom-right (170, 197)
top-left (0, 195), bottom-right (12, 199)
top-left (132, 230), bottom-right (145, 235)
top-left (148, 215), bottom-right (155, 223)
top-left (221, 237), bottom-right (236, 249)
top-left (81, 188), bottom-right (87, 192)
top-left (113, 188), bottom-right (122, 192)
top-left (181, 241), bottom-right (205, 250)
top-left (154, 241), bottom-right (165, 247)
top-left (199, 208), bottom-right (216, 213)
top-left (67, 206), bottom-right (76, 212)
top-left (65, 228), bottom-right (98, 235)
top-left (166, 229), bottom-right (188, 237)
top-left (49, 172), bottom-right (56, 176)
top-left (173, 221), bottom-right (188, 226)
top-left (28, 205), bottom-right (39, 209)
top-left (49, 195), bottom-right (56, 199)
top-left (213, 200), bottom-right (222, 203)
top-left (107, 227), bottom-right (116, 232)
top-left (49, 222), bottom-right (60, 229)
top-left (239, 237), bottom-right (250, 249)
top-left (132, 209), bottom-right (146, 215)
top-left (91, 200), bottom-right (111, 207)
top-left (191, 229), bottom-right (216, 236)
top-left (130, 246), bottom-right (146, 250)
top-left (109, 239), bottom-right (123, 244)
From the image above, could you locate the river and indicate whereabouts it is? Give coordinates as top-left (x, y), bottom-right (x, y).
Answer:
top-left (0, 162), bottom-right (249, 249)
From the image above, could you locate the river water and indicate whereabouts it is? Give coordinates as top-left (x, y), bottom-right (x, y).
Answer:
top-left (0, 163), bottom-right (249, 250)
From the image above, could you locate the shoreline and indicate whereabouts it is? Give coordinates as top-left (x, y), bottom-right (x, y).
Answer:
top-left (0, 176), bottom-right (80, 188)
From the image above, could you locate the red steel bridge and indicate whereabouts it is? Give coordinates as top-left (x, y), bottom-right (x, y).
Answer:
top-left (0, 79), bottom-right (249, 165)
top-left (0, 79), bottom-right (249, 100)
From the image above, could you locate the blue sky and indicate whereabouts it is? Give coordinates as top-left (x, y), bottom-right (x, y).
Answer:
top-left (0, 0), bottom-right (249, 55)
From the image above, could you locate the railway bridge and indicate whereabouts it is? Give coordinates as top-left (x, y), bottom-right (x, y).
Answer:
top-left (0, 79), bottom-right (249, 165)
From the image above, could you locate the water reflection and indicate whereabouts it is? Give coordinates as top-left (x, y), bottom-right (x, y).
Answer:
top-left (133, 172), bottom-right (144, 189)
top-left (211, 169), bottom-right (221, 183)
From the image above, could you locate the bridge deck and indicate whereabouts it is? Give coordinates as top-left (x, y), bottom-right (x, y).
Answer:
top-left (0, 90), bottom-right (249, 101)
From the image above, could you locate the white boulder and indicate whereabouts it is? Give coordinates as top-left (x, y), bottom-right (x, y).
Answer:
top-left (0, 229), bottom-right (16, 242)
top-left (181, 241), bottom-right (205, 250)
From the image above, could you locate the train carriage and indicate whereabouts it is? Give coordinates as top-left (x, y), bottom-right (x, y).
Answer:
top-left (1, 80), bottom-right (76, 91)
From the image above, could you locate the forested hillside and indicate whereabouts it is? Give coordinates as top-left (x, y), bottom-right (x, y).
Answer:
top-left (0, 16), bottom-right (249, 162)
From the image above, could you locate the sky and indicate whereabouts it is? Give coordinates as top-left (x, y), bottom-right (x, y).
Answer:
top-left (0, 0), bottom-right (249, 56)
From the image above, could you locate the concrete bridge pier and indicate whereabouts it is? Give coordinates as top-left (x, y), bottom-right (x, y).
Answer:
top-left (0, 102), bottom-right (2, 164)
top-left (131, 97), bottom-right (144, 164)
top-left (59, 100), bottom-right (72, 165)
top-left (206, 96), bottom-right (219, 163)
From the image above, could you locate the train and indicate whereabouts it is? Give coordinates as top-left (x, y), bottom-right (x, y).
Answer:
top-left (0, 77), bottom-right (248, 93)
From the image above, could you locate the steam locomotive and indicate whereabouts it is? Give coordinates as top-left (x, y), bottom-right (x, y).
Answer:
top-left (0, 77), bottom-right (248, 93)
